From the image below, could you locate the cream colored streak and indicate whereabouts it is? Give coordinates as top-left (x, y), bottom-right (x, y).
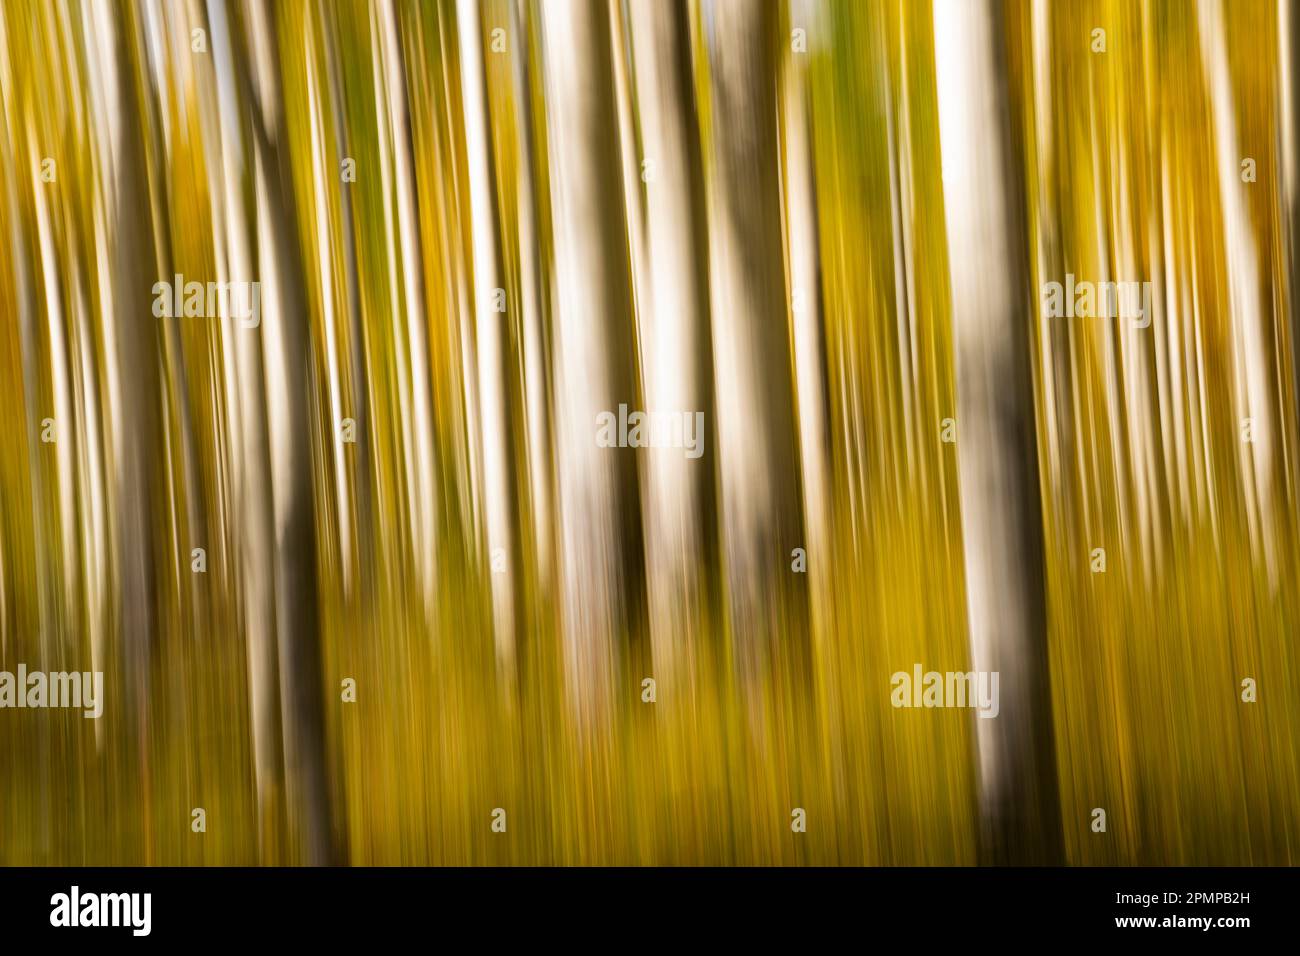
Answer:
top-left (626, 0), bottom-right (710, 681)
top-left (510, 0), bottom-right (553, 593)
top-left (369, 3), bottom-right (416, 583)
top-left (306, 30), bottom-right (354, 596)
top-left (933, 0), bottom-right (1060, 861)
top-left (28, 128), bottom-right (80, 642)
top-left (704, 0), bottom-right (806, 693)
top-left (458, 0), bottom-right (516, 671)
top-left (782, 0), bottom-right (828, 643)
top-left (539, 0), bottom-right (640, 727)
top-left (1199, 0), bottom-right (1278, 584)
top-left (379, 0), bottom-right (439, 608)
top-left (204, 0), bottom-right (285, 833)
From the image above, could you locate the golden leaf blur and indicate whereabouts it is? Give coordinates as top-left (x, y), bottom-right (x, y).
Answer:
top-left (0, 0), bottom-right (1297, 866)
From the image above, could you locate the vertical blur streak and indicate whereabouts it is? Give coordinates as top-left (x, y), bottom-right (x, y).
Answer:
top-left (539, 0), bottom-right (646, 732)
top-left (318, 0), bottom-right (375, 604)
top-left (1283, 0), bottom-right (1300, 471)
top-left (1199, 0), bottom-right (1280, 587)
top-left (703, 0), bottom-right (810, 709)
top-left (376, 0), bottom-right (439, 622)
top-left (306, 17), bottom-right (354, 598)
top-left (933, 0), bottom-right (1063, 863)
top-left (625, 0), bottom-right (716, 690)
top-left (206, 0), bottom-right (286, 857)
top-left (92, 0), bottom-right (164, 857)
top-left (244, 0), bottom-right (336, 866)
top-left (781, 0), bottom-right (831, 661)
top-left (509, 0), bottom-right (555, 600)
top-left (458, 0), bottom-right (518, 675)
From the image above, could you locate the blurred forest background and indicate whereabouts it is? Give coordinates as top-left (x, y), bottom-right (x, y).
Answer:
top-left (1, 0), bottom-right (1298, 865)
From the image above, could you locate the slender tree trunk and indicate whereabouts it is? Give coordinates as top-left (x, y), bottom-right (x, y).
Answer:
top-left (377, 0), bottom-right (440, 618)
top-left (306, 26), bottom-right (357, 601)
top-left (703, 0), bottom-right (809, 700)
top-left (241, 0), bottom-right (338, 866)
top-left (933, 0), bottom-right (1063, 864)
top-left (780, 0), bottom-right (830, 654)
top-left (198, 0), bottom-right (287, 859)
top-left (1279, 0), bottom-right (1300, 489)
top-left (458, 0), bottom-right (523, 676)
top-left (538, 0), bottom-right (647, 730)
top-left (321, 1), bottom-right (375, 604)
top-left (90, 0), bottom-right (164, 860)
top-left (0, 6), bottom-right (55, 856)
top-left (1199, 0), bottom-right (1278, 586)
top-left (510, 0), bottom-right (555, 601)
top-left (625, 0), bottom-right (717, 686)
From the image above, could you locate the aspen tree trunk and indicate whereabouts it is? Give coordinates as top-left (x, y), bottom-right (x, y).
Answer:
top-left (704, 0), bottom-right (809, 695)
top-left (198, 0), bottom-right (286, 858)
top-left (0, 6), bottom-right (54, 856)
top-left (131, 3), bottom-right (209, 635)
top-left (538, 0), bottom-right (647, 728)
top-left (459, 0), bottom-right (522, 675)
top-left (0, 56), bottom-right (45, 660)
top-left (1279, 0), bottom-right (1300, 477)
top-left (932, 0), bottom-right (1063, 864)
top-left (321, 2), bottom-right (375, 602)
top-left (625, 0), bottom-right (717, 684)
top-left (242, 0), bottom-right (338, 866)
top-left (89, 0), bottom-right (164, 858)
top-left (95, 0), bottom-right (161, 678)
top-left (781, 0), bottom-right (830, 651)
top-left (509, 0), bottom-right (555, 598)
top-left (377, 0), bottom-right (440, 616)
top-left (306, 28), bottom-right (356, 601)
top-left (1199, 0), bottom-right (1279, 586)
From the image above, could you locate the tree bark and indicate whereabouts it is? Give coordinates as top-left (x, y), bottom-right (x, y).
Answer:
top-left (703, 0), bottom-right (809, 699)
top-left (625, 0), bottom-right (717, 686)
top-left (538, 0), bottom-right (647, 729)
top-left (933, 0), bottom-right (1063, 864)
top-left (1279, 0), bottom-right (1300, 496)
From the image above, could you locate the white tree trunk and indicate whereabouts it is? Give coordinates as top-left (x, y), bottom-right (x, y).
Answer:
top-left (1199, 0), bottom-right (1278, 586)
top-left (933, 0), bottom-right (1062, 863)
top-left (539, 0), bottom-right (647, 729)
top-left (459, 0), bottom-right (520, 675)
top-left (703, 0), bottom-right (809, 697)
top-left (625, 0), bottom-right (716, 686)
